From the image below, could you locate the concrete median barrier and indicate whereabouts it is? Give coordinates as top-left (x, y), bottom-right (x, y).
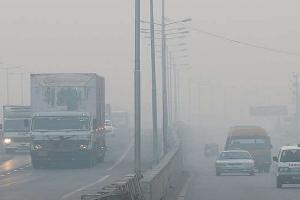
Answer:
top-left (140, 142), bottom-right (183, 200)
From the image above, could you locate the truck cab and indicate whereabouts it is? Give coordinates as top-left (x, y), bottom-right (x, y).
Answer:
top-left (2, 106), bottom-right (31, 153)
top-left (30, 112), bottom-right (106, 168)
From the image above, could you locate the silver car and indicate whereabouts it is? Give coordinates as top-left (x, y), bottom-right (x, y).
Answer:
top-left (215, 150), bottom-right (255, 176)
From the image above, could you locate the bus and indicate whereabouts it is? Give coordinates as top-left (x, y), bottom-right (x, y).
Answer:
top-left (225, 126), bottom-right (272, 172)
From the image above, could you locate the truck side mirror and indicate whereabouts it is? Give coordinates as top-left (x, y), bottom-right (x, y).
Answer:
top-left (93, 119), bottom-right (97, 130)
top-left (273, 156), bottom-right (278, 162)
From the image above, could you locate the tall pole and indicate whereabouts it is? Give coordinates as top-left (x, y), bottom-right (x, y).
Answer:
top-left (294, 74), bottom-right (300, 131)
top-left (150, 0), bottom-right (159, 164)
top-left (6, 69), bottom-right (9, 104)
top-left (161, 0), bottom-right (169, 155)
top-left (134, 0), bottom-right (141, 176)
top-left (168, 51), bottom-right (173, 125)
top-left (173, 59), bottom-right (178, 122)
top-left (21, 73), bottom-right (24, 105)
top-left (188, 79), bottom-right (192, 123)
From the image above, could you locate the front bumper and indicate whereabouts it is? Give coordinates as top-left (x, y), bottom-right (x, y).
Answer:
top-left (31, 149), bottom-right (92, 162)
top-left (4, 142), bottom-right (30, 151)
top-left (278, 173), bottom-right (300, 184)
top-left (216, 166), bottom-right (254, 173)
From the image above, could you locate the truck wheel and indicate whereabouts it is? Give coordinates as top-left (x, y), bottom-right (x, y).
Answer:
top-left (276, 177), bottom-right (282, 188)
top-left (98, 155), bottom-right (104, 163)
top-left (32, 160), bottom-right (41, 169)
top-left (88, 152), bottom-right (96, 168)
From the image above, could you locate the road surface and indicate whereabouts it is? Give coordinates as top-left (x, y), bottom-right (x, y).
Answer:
top-left (182, 127), bottom-right (300, 200)
top-left (0, 129), bottom-right (154, 200)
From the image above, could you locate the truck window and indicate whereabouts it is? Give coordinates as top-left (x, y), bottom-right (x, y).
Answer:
top-left (32, 116), bottom-right (90, 131)
top-left (4, 119), bottom-right (28, 132)
top-left (229, 138), bottom-right (269, 148)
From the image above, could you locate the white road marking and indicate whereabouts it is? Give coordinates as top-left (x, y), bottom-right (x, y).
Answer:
top-left (177, 174), bottom-right (193, 200)
top-left (106, 141), bottom-right (133, 171)
top-left (61, 175), bottom-right (110, 200)
top-left (0, 172), bottom-right (43, 188)
top-left (19, 168), bottom-right (24, 170)
top-left (0, 174), bottom-right (5, 177)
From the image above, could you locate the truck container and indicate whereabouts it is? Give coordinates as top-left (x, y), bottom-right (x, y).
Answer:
top-left (30, 73), bottom-right (106, 168)
top-left (2, 106), bottom-right (31, 153)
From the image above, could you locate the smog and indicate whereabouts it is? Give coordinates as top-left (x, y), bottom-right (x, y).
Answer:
top-left (0, 0), bottom-right (300, 200)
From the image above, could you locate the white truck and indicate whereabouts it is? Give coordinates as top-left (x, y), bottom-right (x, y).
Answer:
top-left (2, 106), bottom-right (31, 153)
top-left (30, 73), bottom-right (106, 168)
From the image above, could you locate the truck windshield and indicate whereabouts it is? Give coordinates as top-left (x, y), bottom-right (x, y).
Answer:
top-left (32, 116), bottom-right (90, 131)
top-left (280, 149), bottom-right (300, 162)
top-left (4, 119), bottom-right (27, 132)
top-left (229, 138), bottom-right (269, 148)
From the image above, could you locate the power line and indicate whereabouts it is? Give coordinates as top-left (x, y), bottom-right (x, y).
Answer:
top-left (166, 18), bottom-right (300, 56)
top-left (188, 26), bottom-right (300, 56)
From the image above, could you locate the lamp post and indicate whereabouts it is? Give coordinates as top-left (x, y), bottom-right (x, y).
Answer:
top-left (141, 15), bottom-right (191, 155)
top-left (150, 0), bottom-right (159, 164)
top-left (134, 0), bottom-right (141, 176)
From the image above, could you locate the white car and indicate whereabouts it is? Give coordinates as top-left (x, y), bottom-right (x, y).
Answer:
top-left (215, 150), bottom-right (255, 176)
top-left (273, 145), bottom-right (300, 188)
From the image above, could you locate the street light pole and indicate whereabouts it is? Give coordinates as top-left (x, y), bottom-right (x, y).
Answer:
top-left (173, 58), bottom-right (178, 122)
top-left (134, 0), bottom-right (141, 176)
top-left (168, 51), bottom-right (173, 125)
top-left (6, 69), bottom-right (9, 104)
top-left (150, 0), bottom-right (159, 164)
top-left (161, 0), bottom-right (169, 155)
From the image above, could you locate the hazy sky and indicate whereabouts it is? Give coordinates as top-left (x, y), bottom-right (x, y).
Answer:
top-left (0, 0), bottom-right (300, 127)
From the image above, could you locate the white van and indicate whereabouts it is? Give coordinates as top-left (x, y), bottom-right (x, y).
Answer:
top-left (273, 145), bottom-right (300, 188)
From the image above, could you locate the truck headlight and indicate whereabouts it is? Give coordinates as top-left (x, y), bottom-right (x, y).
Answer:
top-left (279, 167), bottom-right (289, 172)
top-left (4, 138), bottom-right (12, 145)
top-left (80, 144), bottom-right (88, 150)
top-left (32, 144), bottom-right (43, 150)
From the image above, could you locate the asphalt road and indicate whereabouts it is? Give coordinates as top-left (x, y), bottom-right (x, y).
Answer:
top-left (182, 128), bottom-right (300, 200)
top-left (0, 129), bottom-right (154, 200)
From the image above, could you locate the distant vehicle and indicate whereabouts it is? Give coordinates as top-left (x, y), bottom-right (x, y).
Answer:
top-left (215, 150), bottom-right (255, 176)
top-left (273, 145), bottom-right (300, 188)
top-left (204, 143), bottom-right (219, 157)
top-left (225, 126), bottom-right (272, 172)
top-left (2, 106), bottom-right (31, 153)
top-left (111, 111), bottom-right (129, 130)
top-left (104, 119), bottom-right (114, 136)
top-left (30, 73), bottom-right (106, 168)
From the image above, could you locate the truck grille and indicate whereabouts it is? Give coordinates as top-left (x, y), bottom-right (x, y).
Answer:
top-left (34, 140), bottom-right (88, 151)
top-left (12, 137), bottom-right (31, 143)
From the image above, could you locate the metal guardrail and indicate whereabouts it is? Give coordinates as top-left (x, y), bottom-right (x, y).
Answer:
top-left (81, 125), bottom-right (184, 200)
top-left (81, 174), bottom-right (144, 200)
